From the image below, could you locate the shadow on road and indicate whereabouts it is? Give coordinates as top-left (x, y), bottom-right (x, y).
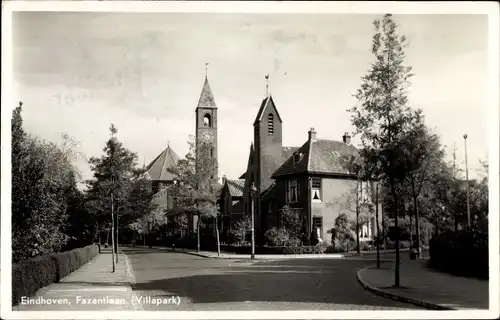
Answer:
top-left (131, 259), bottom-right (417, 309)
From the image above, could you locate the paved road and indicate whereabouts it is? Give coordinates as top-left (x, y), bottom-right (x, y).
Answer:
top-left (124, 247), bottom-right (423, 310)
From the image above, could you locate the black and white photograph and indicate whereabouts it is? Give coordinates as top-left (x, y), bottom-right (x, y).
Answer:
top-left (1, 1), bottom-right (499, 319)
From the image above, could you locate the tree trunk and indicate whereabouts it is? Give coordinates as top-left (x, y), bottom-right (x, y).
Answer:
top-left (115, 212), bottom-right (119, 263)
top-left (413, 196), bottom-right (421, 258)
top-left (409, 202), bottom-right (413, 251)
top-left (356, 179), bottom-right (360, 254)
top-left (197, 215), bottom-right (201, 253)
top-left (375, 182), bottom-right (381, 268)
top-left (391, 183), bottom-right (400, 288)
top-left (111, 194), bottom-right (116, 273)
top-left (382, 209), bottom-right (386, 249)
top-left (98, 222), bottom-right (101, 245)
top-left (454, 211), bottom-right (458, 232)
top-left (215, 214), bottom-right (221, 257)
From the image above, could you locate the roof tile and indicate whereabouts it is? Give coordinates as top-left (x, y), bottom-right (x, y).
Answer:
top-left (146, 146), bottom-right (180, 181)
top-left (227, 179), bottom-right (245, 197)
top-left (272, 139), bottom-right (358, 177)
top-left (197, 77), bottom-right (217, 108)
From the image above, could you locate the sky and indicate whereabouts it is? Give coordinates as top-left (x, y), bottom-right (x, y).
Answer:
top-left (12, 12), bottom-right (490, 185)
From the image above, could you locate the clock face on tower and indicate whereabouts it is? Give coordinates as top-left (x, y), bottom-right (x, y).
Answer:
top-left (202, 132), bottom-right (213, 142)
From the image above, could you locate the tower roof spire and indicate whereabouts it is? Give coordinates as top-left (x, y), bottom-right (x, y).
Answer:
top-left (197, 64), bottom-right (217, 109)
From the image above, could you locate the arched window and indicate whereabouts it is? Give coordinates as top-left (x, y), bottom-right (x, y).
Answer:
top-left (203, 113), bottom-right (212, 127)
top-left (268, 113), bottom-right (274, 135)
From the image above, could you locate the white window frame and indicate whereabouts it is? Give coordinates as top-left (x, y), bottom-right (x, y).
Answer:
top-left (311, 177), bottom-right (322, 203)
top-left (359, 218), bottom-right (372, 241)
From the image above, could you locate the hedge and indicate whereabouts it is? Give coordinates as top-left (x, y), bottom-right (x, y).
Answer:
top-left (12, 244), bottom-right (99, 306)
top-left (429, 230), bottom-right (488, 280)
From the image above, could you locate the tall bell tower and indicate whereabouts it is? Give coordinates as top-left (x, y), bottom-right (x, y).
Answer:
top-left (195, 64), bottom-right (218, 181)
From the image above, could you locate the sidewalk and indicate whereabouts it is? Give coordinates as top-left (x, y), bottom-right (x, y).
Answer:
top-left (13, 249), bottom-right (141, 311)
top-left (357, 259), bottom-right (489, 310)
top-left (132, 244), bottom-right (408, 260)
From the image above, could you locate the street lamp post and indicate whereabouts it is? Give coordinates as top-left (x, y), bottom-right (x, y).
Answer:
top-left (463, 134), bottom-right (471, 228)
top-left (250, 182), bottom-right (257, 260)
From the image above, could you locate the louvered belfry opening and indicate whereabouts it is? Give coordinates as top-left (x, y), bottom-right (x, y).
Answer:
top-left (268, 113), bottom-right (274, 135)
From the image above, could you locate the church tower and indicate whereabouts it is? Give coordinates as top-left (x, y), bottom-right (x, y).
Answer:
top-left (195, 66), bottom-right (218, 182)
top-left (252, 76), bottom-right (283, 245)
top-left (253, 76), bottom-right (283, 194)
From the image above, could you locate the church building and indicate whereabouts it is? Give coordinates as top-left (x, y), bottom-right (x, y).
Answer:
top-left (220, 89), bottom-right (381, 247)
top-left (145, 71), bottom-right (221, 237)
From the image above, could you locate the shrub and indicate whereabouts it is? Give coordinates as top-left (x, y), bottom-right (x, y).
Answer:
top-left (229, 216), bottom-right (251, 245)
top-left (12, 244), bottom-right (99, 306)
top-left (429, 229), bottom-right (488, 279)
top-left (359, 241), bottom-right (373, 251)
top-left (264, 227), bottom-right (291, 246)
top-left (12, 254), bottom-right (58, 305)
top-left (329, 213), bottom-right (356, 248)
top-left (282, 243), bottom-right (328, 255)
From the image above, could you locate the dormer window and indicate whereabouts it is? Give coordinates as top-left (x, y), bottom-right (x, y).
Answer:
top-left (293, 152), bottom-right (300, 163)
top-left (268, 113), bottom-right (274, 135)
top-left (203, 114), bottom-right (212, 127)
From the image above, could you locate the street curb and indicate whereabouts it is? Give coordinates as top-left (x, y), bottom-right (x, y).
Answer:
top-left (128, 245), bottom-right (420, 260)
top-left (356, 264), bottom-right (456, 310)
top-left (122, 251), bottom-right (144, 311)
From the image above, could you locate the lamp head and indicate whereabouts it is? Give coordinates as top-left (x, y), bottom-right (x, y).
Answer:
top-left (463, 134), bottom-right (468, 139)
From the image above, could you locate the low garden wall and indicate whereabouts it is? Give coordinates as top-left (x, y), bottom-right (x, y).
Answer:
top-left (12, 244), bottom-right (100, 306)
top-left (429, 230), bottom-right (488, 280)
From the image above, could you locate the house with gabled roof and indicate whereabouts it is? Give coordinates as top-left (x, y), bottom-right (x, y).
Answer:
top-left (227, 90), bottom-right (381, 247)
top-left (219, 176), bottom-right (245, 243)
top-left (271, 128), bottom-right (380, 245)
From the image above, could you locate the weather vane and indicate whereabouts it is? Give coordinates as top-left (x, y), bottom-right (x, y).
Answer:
top-left (205, 63), bottom-right (209, 78)
top-left (265, 74), bottom-right (270, 96)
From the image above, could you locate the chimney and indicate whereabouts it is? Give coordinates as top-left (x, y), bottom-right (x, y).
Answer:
top-left (222, 175), bottom-right (227, 185)
top-left (308, 128), bottom-right (317, 141)
top-left (342, 132), bottom-right (351, 144)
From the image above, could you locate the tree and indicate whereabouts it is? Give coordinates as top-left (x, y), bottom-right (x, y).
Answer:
top-left (348, 14), bottom-right (416, 287)
top-left (328, 153), bottom-right (374, 254)
top-left (328, 213), bottom-right (356, 252)
top-left (129, 207), bottom-right (167, 246)
top-left (278, 205), bottom-right (303, 245)
top-left (400, 121), bottom-right (445, 257)
top-left (167, 135), bottom-right (219, 252)
top-left (86, 124), bottom-right (147, 267)
top-left (12, 102), bottom-right (82, 262)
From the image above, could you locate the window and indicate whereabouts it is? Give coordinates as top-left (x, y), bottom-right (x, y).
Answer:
top-left (203, 114), bottom-right (212, 127)
top-left (313, 217), bottom-right (323, 240)
top-left (268, 113), bottom-right (274, 135)
top-left (285, 180), bottom-right (299, 203)
top-left (359, 181), bottom-right (371, 204)
top-left (293, 152), bottom-right (302, 163)
top-left (311, 177), bottom-right (322, 202)
top-left (210, 148), bottom-right (214, 158)
top-left (359, 218), bottom-right (372, 240)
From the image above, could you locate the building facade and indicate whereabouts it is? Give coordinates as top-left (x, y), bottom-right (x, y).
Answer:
top-left (219, 93), bottom-right (382, 247)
